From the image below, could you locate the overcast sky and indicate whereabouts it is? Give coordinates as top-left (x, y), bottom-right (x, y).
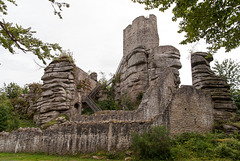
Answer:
top-left (0, 0), bottom-right (239, 87)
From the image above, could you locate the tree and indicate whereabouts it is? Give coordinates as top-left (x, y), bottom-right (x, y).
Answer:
top-left (1, 82), bottom-right (22, 99)
top-left (0, 93), bottom-right (17, 132)
top-left (131, 0), bottom-right (240, 53)
top-left (213, 58), bottom-right (240, 92)
top-left (0, 0), bottom-right (69, 64)
top-left (212, 58), bottom-right (240, 109)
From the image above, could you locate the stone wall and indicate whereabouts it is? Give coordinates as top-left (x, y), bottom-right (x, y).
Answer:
top-left (0, 121), bottom-right (154, 154)
top-left (169, 85), bottom-right (214, 135)
top-left (72, 69), bottom-right (214, 136)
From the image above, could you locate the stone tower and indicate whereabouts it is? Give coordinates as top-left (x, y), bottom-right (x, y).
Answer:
top-left (123, 14), bottom-right (159, 57)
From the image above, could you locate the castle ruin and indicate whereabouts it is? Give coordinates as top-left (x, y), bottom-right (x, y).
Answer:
top-left (0, 14), bottom-right (239, 154)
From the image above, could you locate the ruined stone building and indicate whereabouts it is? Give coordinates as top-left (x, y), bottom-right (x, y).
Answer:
top-left (0, 14), bottom-right (239, 154)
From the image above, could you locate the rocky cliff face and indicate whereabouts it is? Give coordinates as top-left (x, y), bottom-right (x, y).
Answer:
top-left (191, 52), bottom-right (239, 121)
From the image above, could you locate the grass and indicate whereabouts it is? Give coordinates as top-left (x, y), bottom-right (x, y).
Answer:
top-left (0, 152), bottom-right (124, 161)
top-left (18, 119), bottom-right (39, 128)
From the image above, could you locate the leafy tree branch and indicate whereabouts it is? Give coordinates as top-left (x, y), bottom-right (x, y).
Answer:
top-left (0, 0), bottom-right (70, 64)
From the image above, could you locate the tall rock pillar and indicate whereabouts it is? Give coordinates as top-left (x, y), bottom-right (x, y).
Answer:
top-left (191, 52), bottom-right (238, 122)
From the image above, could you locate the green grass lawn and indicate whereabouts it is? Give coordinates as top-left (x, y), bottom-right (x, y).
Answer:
top-left (0, 152), bottom-right (121, 161)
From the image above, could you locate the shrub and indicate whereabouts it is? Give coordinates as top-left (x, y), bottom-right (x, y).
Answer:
top-left (131, 126), bottom-right (171, 160)
top-left (0, 104), bottom-right (10, 132)
top-left (0, 93), bottom-right (19, 132)
top-left (96, 100), bottom-right (119, 110)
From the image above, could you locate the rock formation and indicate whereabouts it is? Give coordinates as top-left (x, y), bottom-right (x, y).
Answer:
top-left (34, 56), bottom-right (97, 125)
top-left (114, 15), bottom-right (181, 102)
top-left (191, 52), bottom-right (239, 122)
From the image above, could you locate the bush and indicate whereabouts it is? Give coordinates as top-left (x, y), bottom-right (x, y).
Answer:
top-left (0, 104), bottom-right (10, 131)
top-left (131, 126), bottom-right (171, 160)
top-left (96, 99), bottom-right (119, 110)
top-left (0, 93), bottom-right (19, 132)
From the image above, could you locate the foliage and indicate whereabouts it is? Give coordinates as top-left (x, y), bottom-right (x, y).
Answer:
top-left (0, 0), bottom-right (70, 64)
top-left (54, 50), bottom-right (75, 63)
top-left (96, 99), bottom-right (119, 110)
top-left (131, 0), bottom-right (240, 53)
top-left (1, 82), bottom-right (22, 99)
top-left (21, 84), bottom-right (29, 94)
top-left (212, 58), bottom-right (240, 108)
top-left (171, 131), bottom-right (240, 160)
top-left (0, 83), bottom-right (40, 132)
top-left (120, 92), bottom-right (142, 110)
top-left (98, 72), bottom-right (108, 86)
top-left (232, 90), bottom-right (240, 110)
top-left (0, 102), bottom-right (10, 131)
top-left (131, 126), bottom-right (240, 160)
top-left (42, 119), bottom-right (58, 129)
top-left (81, 107), bottom-right (94, 115)
top-left (213, 58), bottom-right (240, 91)
top-left (0, 93), bottom-right (19, 132)
top-left (77, 79), bottom-right (91, 91)
top-left (120, 92), bottom-right (134, 110)
top-left (131, 126), bottom-right (171, 160)
top-left (18, 119), bottom-right (38, 128)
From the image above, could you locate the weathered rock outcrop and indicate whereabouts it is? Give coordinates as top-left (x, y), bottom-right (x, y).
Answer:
top-left (191, 52), bottom-right (238, 121)
top-left (114, 15), bottom-right (182, 102)
top-left (34, 57), bottom-right (97, 125)
top-left (35, 58), bottom-right (77, 125)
